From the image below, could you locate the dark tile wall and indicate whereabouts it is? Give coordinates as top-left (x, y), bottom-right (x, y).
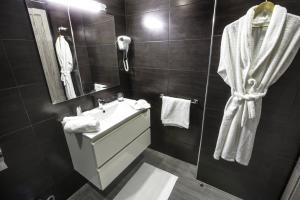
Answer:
top-left (125, 0), bottom-right (214, 164)
top-left (197, 1), bottom-right (300, 200)
top-left (0, 0), bottom-right (126, 199)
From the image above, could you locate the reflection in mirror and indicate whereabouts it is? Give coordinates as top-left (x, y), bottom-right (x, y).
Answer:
top-left (70, 8), bottom-right (120, 94)
top-left (25, 0), bottom-right (83, 103)
top-left (0, 147), bottom-right (7, 172)
top-left (25, 0), bottom-right (120, 104)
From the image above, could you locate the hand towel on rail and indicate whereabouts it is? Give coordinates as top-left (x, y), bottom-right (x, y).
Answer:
top-left (161, 96), bottom-right (191, 129)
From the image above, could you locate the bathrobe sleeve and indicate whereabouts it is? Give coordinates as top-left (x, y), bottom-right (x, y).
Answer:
top-left (268, 16), bottom-right (300, 86)
top-left (217, 27), bottom-right (230, 86)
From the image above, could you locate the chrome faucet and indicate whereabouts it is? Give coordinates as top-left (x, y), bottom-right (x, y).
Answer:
top-left (98, 98), bottom-right (106, 112)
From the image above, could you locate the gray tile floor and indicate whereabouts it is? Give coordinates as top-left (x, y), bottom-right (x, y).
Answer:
top-left (68, 148), bottom-right (241, 200)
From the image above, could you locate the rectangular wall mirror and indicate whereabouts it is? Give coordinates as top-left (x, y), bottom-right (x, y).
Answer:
top-left (25, 0), bottom-right (120, 104)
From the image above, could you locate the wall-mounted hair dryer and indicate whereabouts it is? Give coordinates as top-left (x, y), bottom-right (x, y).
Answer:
top-left (117, 35), bottom-right (131, 72)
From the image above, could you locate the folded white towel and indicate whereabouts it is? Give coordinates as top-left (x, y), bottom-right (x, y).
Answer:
top-left (62, 116), bottom-right (100, 134)
top-left (161, 96), bottom-right (191, 129)
top-left (0, 157), bottom-right (7, 172)
top-left (94, 83), bottom-right (107, 91)
top-left (129, 99), bottom-right (151, 110)
top-left (0, 148), bottom-right (7, 172)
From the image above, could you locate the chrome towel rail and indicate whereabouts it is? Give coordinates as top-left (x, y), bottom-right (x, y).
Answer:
top-left (160, 94), bottom-right (199, 104)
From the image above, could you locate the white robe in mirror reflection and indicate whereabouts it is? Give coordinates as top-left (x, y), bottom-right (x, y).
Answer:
top-left (55, 35), bottom-right (76, 99)
top-left (214, 5), bottom-right (300, 165)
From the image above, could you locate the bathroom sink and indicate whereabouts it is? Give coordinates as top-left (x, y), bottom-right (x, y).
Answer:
top-left (64, 98), bottom-right (151, 190)
top-left (81, 98), bottom-right (146, 140)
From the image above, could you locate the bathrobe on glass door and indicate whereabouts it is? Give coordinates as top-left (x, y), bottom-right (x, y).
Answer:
top-left (55, 35), bottom-right (77, 100)
top-left (214, 5), bottom-right (300, 165)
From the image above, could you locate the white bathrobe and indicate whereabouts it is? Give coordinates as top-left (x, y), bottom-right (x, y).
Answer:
top-left (55, 35), bottom-right (77, 100)
top-left (214, 5), bottom-right (300, 165)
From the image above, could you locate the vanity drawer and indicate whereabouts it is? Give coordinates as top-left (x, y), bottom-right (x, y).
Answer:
top-left (92, 110), bottom-right (150, 167)
top-left (97, 129), bottom-right (151, 190)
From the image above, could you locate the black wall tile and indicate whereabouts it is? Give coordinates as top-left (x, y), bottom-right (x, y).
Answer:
top-left (0, 88), bottom-right (30, 136)
top-left (125, 0), bottom-right (169, 15)
top-left (149, 108), bottom-right (168, 150)
top-left (126, 10), bottom-right (169, 42)
top-left (163, 104), bottom-right (203, 163)
top-left (84, 19), bottom-right (116, 45)
top-left (79, 71), bottom-right (93, 88)
top-left (76, 46), bottom-right (90, 67)
top-left (0, 127), bottom-right (54, 199)
top-left (0, 41), bottom-right (15, 89)
top-left (261, 60), bottom-right (300, 122)
top-left (82, 11), bottom-right (114, 26)
top-left (265, 157), bottom-right (296, 199)
top-left (33, 119), bottom-right (74, 183)
top-left (132, 41), bottom-right (169, 69)
top-left (3, 40), bottom-right (44, 86)
top-left (20, 84), bottom-right (73, 123)
top-left (70, 11), bottom-right (87, 47)
top-left (205, 75), bottom-right (230, 111)
top-left (168, 70), bottom-right (207, 100)
top-left (87, 45), bottom-right (118, 68)
top-left (114, 15), bottom-right (127, 36)
top-left (0, 162), bottom-right (54, 200)
top-left (169, 39), bottom-right (210, 72)
top-left (210, 35), bottom-right (221, 72)
top-left (131, 68), bottom-right (169, 95)
top-left (92, 67), bottom-right (120, 87)
top-left (291, 88), bottom-right (300, 120)
top-left (0, 0), bottom-right (34, 40)
top-left (0, 127), bottom-right (43, 170)
top-left (278, 0), bottom-right (300, 15)
top-left (214, 0), bottom-right (261, 35)
top-left (170, 1), bottom-right (213, 40)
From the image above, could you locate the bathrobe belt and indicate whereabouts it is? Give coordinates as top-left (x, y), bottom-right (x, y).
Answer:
top-left (232, 90), bottom-right (267, 127)
top-left (60, 69), bottom-right (72, 86)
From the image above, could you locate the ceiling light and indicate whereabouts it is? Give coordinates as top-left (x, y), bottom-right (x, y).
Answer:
top-left (48, 0), bottom-right (106, 13)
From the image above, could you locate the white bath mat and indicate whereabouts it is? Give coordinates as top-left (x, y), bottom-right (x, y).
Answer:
top-left (113, 163), bottom-right (178, 200)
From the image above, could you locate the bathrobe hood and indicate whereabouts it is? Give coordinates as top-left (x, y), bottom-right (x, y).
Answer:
top-left (214, 5), bottom-right (300, 165)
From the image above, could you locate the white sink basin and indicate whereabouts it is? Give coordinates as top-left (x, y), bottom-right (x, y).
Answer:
top-left (81, 98), bottom-right (145, 140)
top-left (63, 97), bottom-right (151, 190)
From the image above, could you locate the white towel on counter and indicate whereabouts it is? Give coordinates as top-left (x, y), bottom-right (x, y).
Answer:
top-left (0, 148), bottom-right (7, 172)
top-left (129, 99), bottom-right (151, 110)
top-left (62, 116), bottom-right (100, 134)
top-left (161, 96), bottom-right (191, 129)
top-left (94, 83), bottom-right (107, 91)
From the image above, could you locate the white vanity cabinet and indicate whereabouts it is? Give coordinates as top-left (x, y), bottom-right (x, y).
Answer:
top-left (64, 108), bottom-right (151, 190)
